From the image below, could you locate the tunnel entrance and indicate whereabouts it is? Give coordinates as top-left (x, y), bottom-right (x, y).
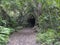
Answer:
top-left (27, 16), bottom-right (35, 27)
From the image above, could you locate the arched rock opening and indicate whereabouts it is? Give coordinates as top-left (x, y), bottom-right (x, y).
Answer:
top-left (27, 16), bottom-right (35, 27)
top-left (17, 14), bottom-right (37, 27)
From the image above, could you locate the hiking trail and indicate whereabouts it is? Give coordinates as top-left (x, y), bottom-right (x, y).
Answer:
top-left (7, 28), bottom-right (38, 45)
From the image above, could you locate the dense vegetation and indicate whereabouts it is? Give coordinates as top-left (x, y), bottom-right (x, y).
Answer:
top-left (37, 0), bottom-right (60, 45)
top-left (0, 26), bottom-right (14, 45)
top-left (0, 0), bottom-right (60, 45)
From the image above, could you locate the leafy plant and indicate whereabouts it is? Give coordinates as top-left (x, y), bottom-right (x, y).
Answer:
top-left (37, 29), bottom-right (59, 45)
top-left (37, 0), bottom-right (60, 45)
top-left (38, 0), bottom-right (60, 31)
top-left (0, 26), bottom-right (14, 45)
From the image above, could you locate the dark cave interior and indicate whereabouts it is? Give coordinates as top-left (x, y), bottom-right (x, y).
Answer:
top-left (27, 17), bottom-right (35, 27)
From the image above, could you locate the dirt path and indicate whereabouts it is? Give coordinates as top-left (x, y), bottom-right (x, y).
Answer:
top-left (7, 28), bottom-right (38, 45)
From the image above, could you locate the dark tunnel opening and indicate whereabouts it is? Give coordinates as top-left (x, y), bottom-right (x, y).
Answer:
top-left (27, 17), bottom-right (35, 27)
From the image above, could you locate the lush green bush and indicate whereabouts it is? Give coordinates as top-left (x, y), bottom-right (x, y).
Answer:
top-left (37, 29), bottom-right (60, 45)
top-left (0, 16), bottom-right (6, 26)
top-left (38, 0), bottom-right (60, 31)
top-left (0, 26), bottom-right (14, 45)
top-left (37, 0), bottom-right (60, 45)
top-left (54, 41), bottom-right (60, 45)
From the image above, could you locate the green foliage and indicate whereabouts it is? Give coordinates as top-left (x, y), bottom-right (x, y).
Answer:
top-left (9, 18), bottom-right (18, 28)
top-left (37, 29), bottom-right (60, 45)
top-left (0, 26), bottom-right (14, 45)
top-left (0, 0), bottom-right (60, 45)
top-left (38, 0), bottom-right (60, 31)
top-left (0, 16), bottom-right (7, 27)
top-left (54, 41), bottom-right (60, 45)
top-left (37, 0), bottom-right (60, 45)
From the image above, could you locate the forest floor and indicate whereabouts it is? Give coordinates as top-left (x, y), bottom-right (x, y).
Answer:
top-left (7, 28), bottom-right (38, 45)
